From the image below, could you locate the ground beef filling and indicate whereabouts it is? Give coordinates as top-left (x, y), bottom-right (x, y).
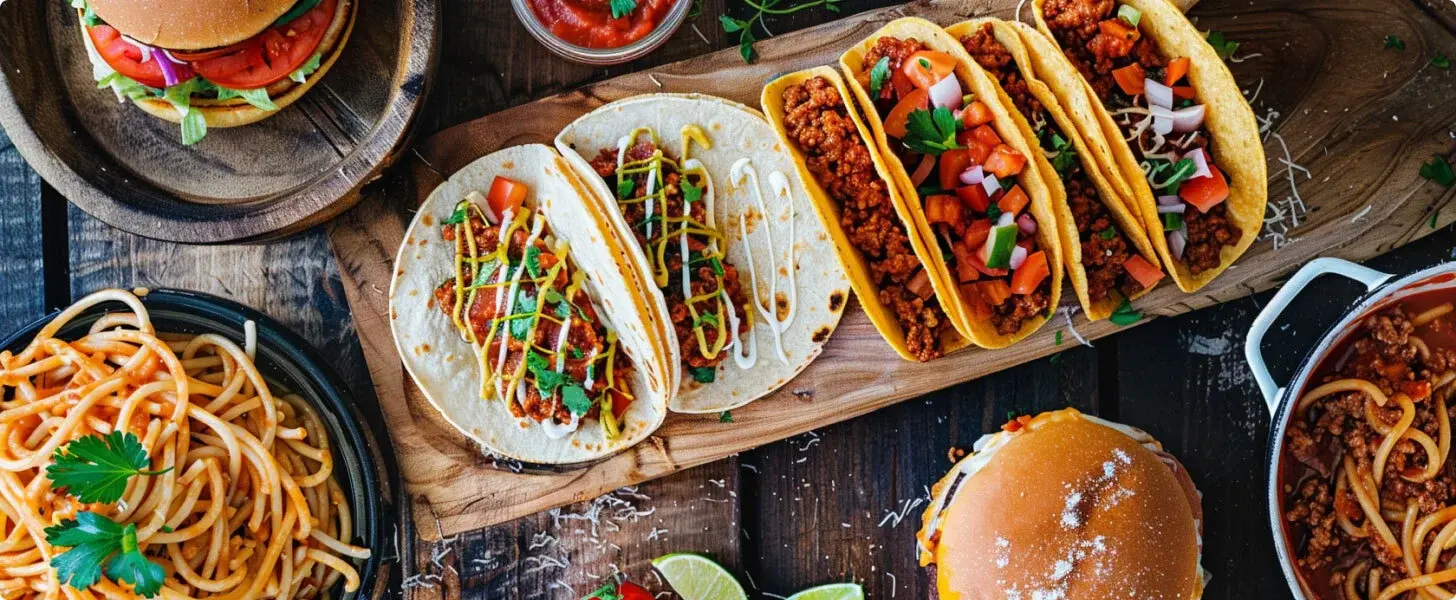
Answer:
top-left (862, 36), bottom-right (927, 79)
top-left (1283, 308), bottom-right (1456, 588)
top-left (778, 76), bottom-right (950, 361)
top-left (1042, 0), bottom-right (1238, 275)
top-left (961, 23), bottom-right (1142, 304)
top-left (588, 145), bottom-right (751, 371)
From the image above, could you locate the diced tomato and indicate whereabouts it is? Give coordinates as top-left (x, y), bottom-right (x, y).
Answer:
top-left (1172, 86), bottom-right (1196, 100)
top-left (972, 124), bottom-right (1002, 147)
top-left (1164, 57), bottom-right (1191, 86)
top-left (902, 51), bottom-right (957, 90)
top-left (956, 186), bottom-right (991, 213)
top-left (961, 101), bottom-right (994, 128)
top-left (978, 279), bottom-right (1013, 306)
top-left (983, 145), bottom-right (1027, 178)
top-left (939, 149), bottom-right (971, 191)
top-left (1098, 19), bottom-right (1139, 44)
top-left (609, 389), bottom-right (634, 421)
top-left (925, 195), bottom-right (963, 226)
top-left (907, 268), bottom-right (935, 299)
top-left (997, 185), bottom-right (1029, 216)
top-left (1400, 380), bottom-right (1433, 401)
top-left (488, 177), bottom-right (529, 218)
top-left (1180, 164), bottom-right (1231, 213)
top-left (1123, 255), bottom-right (1165, 289)
top-left (953, 243), bottom-right (980, 283)
top-left (1113, 64), bottom-right (1146, 96)
top-left (960, 284), bottom-right (993, 319)
top-left (964, 139), bottom-right (994, 165)
top-left (969, 250), bottom-right (1008, 278)
top-left (1010, 251), bottom-right (1050, 295)
top-left (616, 582), bottom-right (653, 600)
top-left (1001, 414), bottom-right (1033, 432)
top-left (884, 89), bottom-right (929, 139)
top-left (891, 69), bottom-right (916, 99)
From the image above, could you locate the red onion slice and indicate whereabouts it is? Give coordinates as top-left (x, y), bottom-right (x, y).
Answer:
top-left (1145, 79), bottom-right (1174, 109)
top-left (1166, 230), bottom-right (1187, 261)
top-left (929, 75), bottom-right (963, 111)
top-left (1009, 245), bottom-right (1029, 270)
top-left (1157, 194), bottom-right (1182, 206)
top-left (1016, 213), bottom-right (1037, 235)
top-left (911, 153), bottom-right (935, 187)
top-left (1171, 104), bottom-right (1206, 133)
top-left (1156, 203), bottom-right (1186, 214)
top-left (1183, 147), bottom-right (1211, 179)
top-left (959, 165), bottom-right (985, 186)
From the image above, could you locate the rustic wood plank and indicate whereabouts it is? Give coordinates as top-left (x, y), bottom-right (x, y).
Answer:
top-left (0, 129), bottom-right (45, 334)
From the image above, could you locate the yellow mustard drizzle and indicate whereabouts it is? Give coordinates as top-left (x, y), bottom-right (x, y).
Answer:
top-left (596, 331), bottom-right (630, 439)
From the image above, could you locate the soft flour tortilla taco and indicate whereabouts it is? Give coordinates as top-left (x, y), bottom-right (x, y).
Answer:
top-left (554, 94), bottom-right (849, 413)
top-left (1032, 0), bottom-right (1266, 292)
top-left (390, 144), bottom-right (671, 465)
top-left (948, 19), bottom-right (1165, 321)
top-left (761, 67), bottom-right (970, 362)
top-left (839, 17), bottom-right (1063, 349)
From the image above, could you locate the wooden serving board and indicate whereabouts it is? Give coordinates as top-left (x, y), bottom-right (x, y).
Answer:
top-left (327, 0), bottom-right (1456, 537)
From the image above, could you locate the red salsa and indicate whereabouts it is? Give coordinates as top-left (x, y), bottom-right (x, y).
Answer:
top-left (528, 0), bottom-right (673, 49)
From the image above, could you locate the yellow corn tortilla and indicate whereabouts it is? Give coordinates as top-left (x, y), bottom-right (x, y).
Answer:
top-left (839, 17), bottom-right (1062, 349)
top-left (946, 19), bottom-right (1162, 321)
top-left (1032, 0), bottom-right (1267, 293)
top-left (761, 66), bottom-right (971, 361)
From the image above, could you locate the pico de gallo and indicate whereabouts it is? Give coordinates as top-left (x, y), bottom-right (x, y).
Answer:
top-left (1041, 0), bottom-right (1238, 276)
top-left (959, 23), bottom-right (1164, 305)
top-left (527, 0), bottom-right (674, 49)
top-left (74, 0), bottom-right (338, 144)
top-left (588, 127), bottom-right (753, 385)
top-left (432, 178), bottom-right (638, 440)
top-left (855, 36), bottom-right (1053, 336)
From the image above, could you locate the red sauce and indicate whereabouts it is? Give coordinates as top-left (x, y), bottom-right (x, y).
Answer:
top-left (527, 0), bottom-right (673, 49)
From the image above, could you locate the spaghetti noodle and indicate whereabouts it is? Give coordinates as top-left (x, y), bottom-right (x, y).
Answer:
top-left (0, 289), bottom-right (369, 600)
top-left (1284, 297), bottom-right (1456, 599)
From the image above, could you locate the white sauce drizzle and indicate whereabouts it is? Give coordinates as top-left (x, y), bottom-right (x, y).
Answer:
top-left (492, 213), bottom-right (543, 401)
top-left (729, 158), bottom-right (792, 365)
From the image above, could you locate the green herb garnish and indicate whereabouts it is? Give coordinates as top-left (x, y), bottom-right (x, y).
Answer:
top-left (1205, 31), bottom-right (1239, 61)
top-left (683, 179), bottom-right (703, 204)
top-left (904, 107), bottom-right (961, 156)
top-left (1434, 54), bottom-right (1452, 70)
top-left (510, 294), bottom-right (538, 341)
top-left (609, 0), bottom-right (636, 19)
top-left (868, 57), bottom-right (891, 98)
top-left (691, 367), bottom-right (716, 383)
top-left (1384, 35), bottom-right (1405, 51)
top-left (719, 411), bottom-right (734, 423)
top-left (1420, 155), bottom-right (1456, 188)
top-left (1109, 299), bottom-right (1142, 326)
top-left (617, 177), bottom-right (636, 199)
top-left (561, 385), bottom-right (592, 416)
top-left (525, 246), bottom-right (543, 279)
top-left (46, 512), bottom-right (165, 597)
top-left (47, 432), bottom-right (171, 504)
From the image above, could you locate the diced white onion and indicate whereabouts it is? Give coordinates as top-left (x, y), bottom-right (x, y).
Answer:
top-left (1157, 203), bottom-right (1186, 214)
top-left (996, 211), bottom-right (1016, 227)
top-left (1171, 104), bottom-right (1206, 133)
top-left (1166, 230), bottom-right (1187, 261)
top-left (959, 165), bottom-right (985, 186)
top-left (1009, 245), bottom-right (1029, 270)
top-left (1183, 147), bottom-right (1211, 180)
top-left (929, 75), bottom-right (963, 110)
top-left (1145, 79), bottom-right (1174, 109)
top-left (1157, 194), bottom-right (1182, 206)
top-left (1016, 213), bottom-right (1037, 235)
top-left (980, 174), bottom-right (1000, 197)
top-left (1151, 105), bottom-right (1175, 136)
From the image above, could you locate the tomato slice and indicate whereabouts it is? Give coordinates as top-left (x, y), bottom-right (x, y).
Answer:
top-left (87, 25), bottom-right (189, 88)
top-left (1112, 64), bottom-right (1145, 96)
top-left (1122, 255), bottom-right (1165, 288)
top-left (1010, 250), bottom-right (1049, 295)
top-left (983, 144), bottom-right (1027, 179)
top-left (883, 89), bottom-right (929, 139)
top-left (901, 51), bottom-right (957, 90)
top-left (1180, 164), bottom-right (1230, 213)
top-left (488, 176), bottom-right (529, 218)
top-left (961, 101), bottom-right (993, 128)
top-left (938, 149), bottom-right (971, 191)
top-left (191, 0), bottom-right (337, 89)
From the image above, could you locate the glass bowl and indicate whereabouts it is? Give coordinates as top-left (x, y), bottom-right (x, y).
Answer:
top-left (510, 0), bottom-right (695, 66)
top-left (0, 289), bottom-right (396, 599)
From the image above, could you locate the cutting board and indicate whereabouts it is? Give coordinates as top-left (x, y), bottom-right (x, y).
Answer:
top-left (327, 0), bottom-right (1456, 537)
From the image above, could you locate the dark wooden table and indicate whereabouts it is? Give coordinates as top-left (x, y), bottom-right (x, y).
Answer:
top-left (2, 1), bottom-right (1455, 598)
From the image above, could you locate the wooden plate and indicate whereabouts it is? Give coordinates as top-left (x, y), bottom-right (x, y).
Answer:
top-left (0, 0), bottom-right (438, 243)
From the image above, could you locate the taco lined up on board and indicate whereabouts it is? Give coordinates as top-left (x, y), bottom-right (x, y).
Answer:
top-left (762, 67), bottom-right (970, 362)
top-left (1031, 0), bottom-right (1266, 292)
top-left (838, 17), bottom-right (1063, 349)
top-left (947, 18), bottom-right (1165, 321)
top-left (554, 94), bottom-right (848, 414)
top-left (389, 144), bottom-right (672, 465)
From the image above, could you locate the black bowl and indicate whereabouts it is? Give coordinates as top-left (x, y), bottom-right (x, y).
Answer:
top-left (0, 289), bottom-right (395, 599)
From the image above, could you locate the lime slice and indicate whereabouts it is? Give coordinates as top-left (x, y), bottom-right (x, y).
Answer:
top-left (786, 583), bottom-right (865, 600)
top-left (650, 553), bottom-right (747, 600)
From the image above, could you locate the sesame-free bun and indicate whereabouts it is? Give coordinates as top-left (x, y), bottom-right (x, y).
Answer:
top-left (88, 0), bottom-right (299, 50)
top-left (921, 409), bottom-right (1204, 600)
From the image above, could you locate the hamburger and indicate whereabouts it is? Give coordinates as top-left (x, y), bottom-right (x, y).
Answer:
top-left (73, 0), bottom-right (356, 145)
top-left (917, 408), bottom-right (1208, 599)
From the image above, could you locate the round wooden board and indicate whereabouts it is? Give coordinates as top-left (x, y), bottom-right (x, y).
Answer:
top-left (0, 0), bottom-right (438, 244)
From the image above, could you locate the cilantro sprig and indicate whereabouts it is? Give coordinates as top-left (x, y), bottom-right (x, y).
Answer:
top-left (903, 107), bottom-right (961, 156)
top-left (1420, 155), bottom-right (1455, 188)
top-left (720, 0), bottom-right (840, 63)
top-left (867, 57), bottom-right (891, 99)
top-left (609, 0), bottom-right (636, 19)
top-left (46, 512), bottom-right (165, 597)
top-left (47, 432), bottom-right (171, 504)
top-left (1204, 31), bottom-right (1239, 61)
top-left (1109, 299), bottom-right (1142, 326)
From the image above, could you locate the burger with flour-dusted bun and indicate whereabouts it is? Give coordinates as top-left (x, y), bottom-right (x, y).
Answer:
top-left (917, 408), bottom-right (1208, 599)
top-left (73, 0), bottom-right (356, 144)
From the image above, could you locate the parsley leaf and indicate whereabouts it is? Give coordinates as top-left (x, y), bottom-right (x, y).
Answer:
top-left (617, 177), bottom-right (636, 199)
top-left (525, 246), bottom-right (543, 279)
top-left (561, 385), bottom-right (592, 416)
top-left (584, 583), bottom-right (621, 600)
top-left (1055, 330), bottom-right (1063, 346)
top-left (1045, 130), bottom-right (1080, 177)
top-left (1109, 299), bottom-right (1142, 326)
top-left (1420, 155), bottom-right (1456, 188)
top-left (868, 57), bottom-right (891, 99)
top-left (526, 350), bottom-right (571, 395)
top-left (1151, 158), bottom-right (1198, 191)
top-left (691, 367), bottom-right (716, 383)
top-left (1204, 31), bottom-right (1239, 61)
top-left (47, 432), bottom-right (170, 504)
top-left (46, 512), bottom-right (165, 597)
top-left (1434, 54), bottom-right (1452, 70)
top-left (904, 107), bottom-right (961, 156)
top-left (719, 14), bottom-right (744, 32)
top-left (1099, 227), bottom-right (1116, 240)
top-left (510, 294), bottom-right (539, 341)
top-left (682, 178), bottom-right (703, 204)
top-left (609, 0), bottom-right (636, 19)
top-left (445, 204), bottom-right (467, 225)
top-left (719, 410), bottom-right (734, 423)
top-left (1384, 35), bottom-right (1405, 51)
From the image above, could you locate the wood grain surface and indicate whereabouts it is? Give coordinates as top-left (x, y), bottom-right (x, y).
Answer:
top-left (328, 0), bottom-right (1456, 537)
top-left (0, 0), bottom-right (437, 243)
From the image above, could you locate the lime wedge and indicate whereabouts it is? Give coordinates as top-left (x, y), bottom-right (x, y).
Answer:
top-left (786, 583), bottom-right (865, 600)
top-left (651, 553), bottom-right (747, 600)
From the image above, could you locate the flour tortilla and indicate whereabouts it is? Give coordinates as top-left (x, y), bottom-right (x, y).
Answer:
top-left (838, 17), bottom-right (1063, 349)
top-left (1031, 0), bottom-right (1267, 293)
top-left (946, 19), bottom-right (1160, 321)
top-left (554, 93), bottom-right (849, 413)
top-left (389, 144), bottom-right (670, 464)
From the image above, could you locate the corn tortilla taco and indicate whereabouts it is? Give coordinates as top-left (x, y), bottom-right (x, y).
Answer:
top-left (553, 94), bottom-right (849, 413)
top-left (389, 144), bottom-right (671, 465)
top-left (1032, 0), bottom-right (1267, 292)
top-left (839, 17), bottom-right (1063, 349)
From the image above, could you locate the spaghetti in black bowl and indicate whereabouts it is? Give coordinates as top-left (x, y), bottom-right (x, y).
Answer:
top-left (0, 288), bottom-right (390, 600)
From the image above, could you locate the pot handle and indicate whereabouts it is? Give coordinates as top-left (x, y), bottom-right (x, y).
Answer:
top-left (1245, 257), bottom-right (1392, 416)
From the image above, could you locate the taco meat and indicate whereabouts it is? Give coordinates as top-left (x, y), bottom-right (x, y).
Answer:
top-left (779, 76), bottom-right (952, 361)
top-left (1042, 0), bottom-right (1239, 276)
top-left (856, 35), bottom-right (1054, 337)
top-left (589, 142), bottom-right (752, 380)
top-left (961, 22), bottom-right (1152, 304)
